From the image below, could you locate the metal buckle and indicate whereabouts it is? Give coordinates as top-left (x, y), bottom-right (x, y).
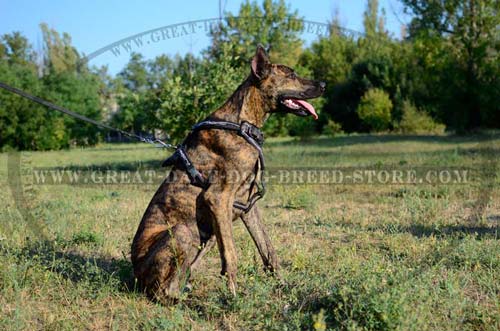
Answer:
top-left (240, 121), bottom-right (264, 146)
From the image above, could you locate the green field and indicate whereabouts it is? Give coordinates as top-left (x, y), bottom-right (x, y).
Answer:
top-left (0, 134), bottom-right (499, 330)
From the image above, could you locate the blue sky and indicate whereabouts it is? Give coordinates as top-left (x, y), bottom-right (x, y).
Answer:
top-left (0, 0), bottom-right (409, 74)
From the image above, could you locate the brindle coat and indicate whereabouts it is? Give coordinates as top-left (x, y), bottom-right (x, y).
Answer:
top-left (131, 45), bottom-right (325, 304)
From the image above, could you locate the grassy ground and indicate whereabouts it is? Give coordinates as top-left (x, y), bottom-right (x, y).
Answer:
top-left (0, 133), bottom-right (498, 330)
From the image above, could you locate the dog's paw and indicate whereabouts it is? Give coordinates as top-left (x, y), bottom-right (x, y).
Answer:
top-left (228, 279), bottom-right (237, 297)
top-left (264, 259), bottom-right (280, 275)
top-left (221, 271), bottom-right (238, 296)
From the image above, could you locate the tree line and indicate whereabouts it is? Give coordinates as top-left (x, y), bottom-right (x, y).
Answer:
top-left (0, 0), bottom-right (498, 151)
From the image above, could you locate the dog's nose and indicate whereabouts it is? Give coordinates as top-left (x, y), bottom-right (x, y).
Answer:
top-left (319, 81), bottom-right (326, 91)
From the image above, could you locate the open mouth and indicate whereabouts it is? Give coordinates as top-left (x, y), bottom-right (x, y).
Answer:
top-left (280, 98), bottom-right (318, 120)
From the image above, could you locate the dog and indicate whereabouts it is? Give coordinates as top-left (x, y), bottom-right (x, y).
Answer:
top-left (131, 45), bottom-right (325, 304)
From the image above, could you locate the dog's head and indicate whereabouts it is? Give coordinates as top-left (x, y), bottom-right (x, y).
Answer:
top-left (250, 45), bottom-right (325, 119)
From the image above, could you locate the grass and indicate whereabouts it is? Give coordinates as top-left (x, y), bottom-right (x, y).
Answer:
top-left (0, 133), bottom-right (498, 330)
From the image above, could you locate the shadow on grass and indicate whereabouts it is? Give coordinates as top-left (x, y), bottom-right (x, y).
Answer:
top-left (287, 284), bottom-right (399, 331)
top-left (33, 146), bottom-right (498, 174)
top-left (266, 146), bottom-right (499, 160)
top-left (366, 221), bottom-right (499, 240)
top-left (14, 240), bottom-right (136, 293)
top-left (266, 133), bottom-right (500, 148)
top-left (30, 133), bottom-right (498, 173)
top-left (403, 223), bottom-right (499, 239)
top-left (56, 159), bottom-right (165, 172)
top-left (89, 145), bottom-right (162, 152)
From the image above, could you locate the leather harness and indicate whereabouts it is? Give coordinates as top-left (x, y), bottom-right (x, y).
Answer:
top-left (162, 120), bottom-right (266, 213)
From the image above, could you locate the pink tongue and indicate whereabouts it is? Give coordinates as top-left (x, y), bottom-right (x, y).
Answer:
top-left (294, 99), bottom-right (318, 120)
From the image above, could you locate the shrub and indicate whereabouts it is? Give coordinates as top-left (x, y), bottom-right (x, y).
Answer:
top-left (357, 88), bottom-right (392, 132)
top-left (263, 114), bottom-right (291, 137)
top-left (288, 116), bottom-right (317, 140)
top-left (398, 100), bottom-right (445, 134)
top-left (322, 120), bottom-right (344, 136)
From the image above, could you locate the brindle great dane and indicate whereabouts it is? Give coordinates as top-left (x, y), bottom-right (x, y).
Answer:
top-left (131, 45), bottom-right (325, 304)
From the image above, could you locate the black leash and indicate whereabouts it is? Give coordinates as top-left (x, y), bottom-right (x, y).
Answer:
top-left (0, 81), bottom-right (176, 150)
top-left (1, 81), bottom-right (265, 212)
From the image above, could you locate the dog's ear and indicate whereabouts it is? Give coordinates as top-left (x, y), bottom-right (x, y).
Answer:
top-left (251, 44), bottom-right (271, 80)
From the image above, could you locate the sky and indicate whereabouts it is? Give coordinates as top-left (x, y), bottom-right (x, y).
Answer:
top-left (0, 0), bottom-right (410, 75)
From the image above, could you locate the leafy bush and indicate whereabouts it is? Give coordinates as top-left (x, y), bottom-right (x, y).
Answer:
top-left (155, 44), bottom-right (245, 143)
top-left (262, 114), bottom-right (290, 137)
top-left (398, 100), bottom-right (445, 134)
top-left (357, 88), bottom-right (393, 132)
top-left (322, 120), bottom-right (344, 136)
top-left (288, 116), bottom-right (317, 140)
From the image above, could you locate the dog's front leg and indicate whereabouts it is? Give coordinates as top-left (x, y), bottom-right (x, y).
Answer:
top-left (241, 206), bottom-right (279, 274)
top-left (203, 189), bottom-right (238, 296)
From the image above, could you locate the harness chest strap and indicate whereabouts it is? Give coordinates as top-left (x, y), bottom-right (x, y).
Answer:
top-left (162, 120), bottom-right (266, 213)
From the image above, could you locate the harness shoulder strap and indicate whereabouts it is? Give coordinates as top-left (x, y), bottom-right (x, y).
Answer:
top-left (162, 147), bottom-right (208, 189)
top-left (163, 119), bottom-right (266, 213)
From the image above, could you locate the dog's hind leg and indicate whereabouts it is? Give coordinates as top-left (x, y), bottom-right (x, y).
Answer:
top-left (241, 206), bottom-right (279, 274)
top-left (190, 236), bottom-right (216, 272)
top-left (134, 224), bottom-right (198, 304)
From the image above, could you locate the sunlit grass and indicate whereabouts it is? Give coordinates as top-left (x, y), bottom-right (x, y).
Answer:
top-left (0, 133), bottom-right (498, 330)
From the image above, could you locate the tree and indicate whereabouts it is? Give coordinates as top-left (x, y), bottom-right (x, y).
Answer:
top-left (357, 88), bottom-right (393, 131)
top-left (303, 0), bottom-right (399, 133)
top-left (40, 24), bottom-right (103, 145)
top-left (363, 0), bottom-right (387, 37)
top-left (148, 54), bottom-right (175, 89)
top-left (40, 23), bottom-right (79, 74)
top-left (208, 0), bottom-right (304, 67)
top-left (117, 52), bottom-right (149, 92)
top-left (42, 70), bottom-right (102, 145)
top-left (110, 91), bottom-right (154, 135)
top-left (0, 32), bottom-right (67, 150)
top-left (0, 26), bottom-right (106, 150)
top-left (401, 0), bottom-right (500, 131)
top-left (1, 33), bottom-right (38, 149)
top-left (206, 0), bottom-right (308, 136)
top-left (110, 53), bottom-right (158, 136)
top-left (299, 22), bottom-right (356, 132)
top-left (154, 44), bottom-right (244, 142)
